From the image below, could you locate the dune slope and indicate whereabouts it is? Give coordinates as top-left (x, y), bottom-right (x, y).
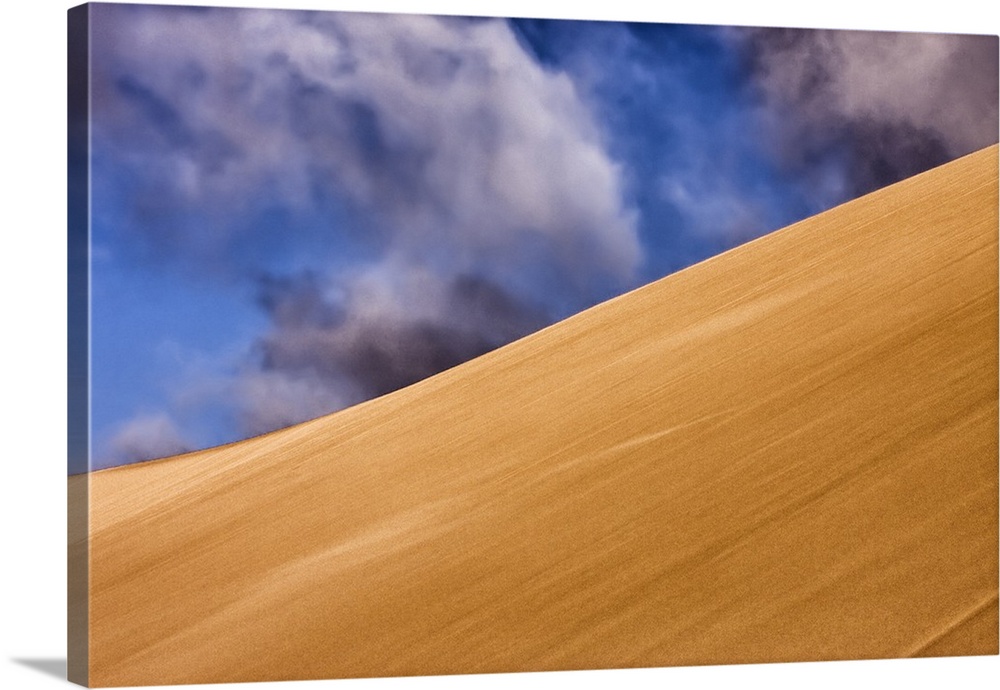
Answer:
top-left (86, 145), bottom-right (999, 686)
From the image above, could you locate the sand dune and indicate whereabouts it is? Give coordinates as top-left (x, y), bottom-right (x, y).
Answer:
top-left (81, 145), bottom-right (998, 686)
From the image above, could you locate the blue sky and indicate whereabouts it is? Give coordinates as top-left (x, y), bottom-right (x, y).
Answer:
top-left (76, 4), bottom-right (998, 473)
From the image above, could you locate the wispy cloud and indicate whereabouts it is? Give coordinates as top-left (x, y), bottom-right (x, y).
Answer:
top-left (104, 413), bottom-right (191, 467)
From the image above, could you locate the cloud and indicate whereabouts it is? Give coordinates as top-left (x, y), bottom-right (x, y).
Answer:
top-left (743, 28), bottom-right (998, 196)
top-left (658, 172), bottom-right (767, 245)
top-left (511, 20), bottom-right (826, 268)
top-left (90, 6), bottom-right (640, 296)
top-left (105, 413), bottom-right (191, 467)
top-left (230, 370), bottom-right (353, 440)
top-left (239, 267), bottom-right (548, 436)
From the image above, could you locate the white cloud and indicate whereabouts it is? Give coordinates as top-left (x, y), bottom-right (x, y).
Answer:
top-left (91, 6), bottom-right (641, 295)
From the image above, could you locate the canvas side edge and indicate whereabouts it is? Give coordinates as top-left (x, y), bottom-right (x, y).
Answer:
top-left (68, 3), bottom-right (91, 686)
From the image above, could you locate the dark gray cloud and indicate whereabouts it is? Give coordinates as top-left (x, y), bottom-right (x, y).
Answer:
top-left (743, 28), bottom-right (998, 196)
top-left (241, 269), bottom-right (548, 436)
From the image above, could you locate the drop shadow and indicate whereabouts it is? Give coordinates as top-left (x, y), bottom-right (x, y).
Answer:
top-left (11, 658), bottom-right (67, 681)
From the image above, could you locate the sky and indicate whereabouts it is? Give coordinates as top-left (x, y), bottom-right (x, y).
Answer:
top-left (74, 3), bottom-right (999, 473)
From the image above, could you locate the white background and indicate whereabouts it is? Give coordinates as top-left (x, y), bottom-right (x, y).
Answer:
top-left (1, 1), bottom-right (997, 689)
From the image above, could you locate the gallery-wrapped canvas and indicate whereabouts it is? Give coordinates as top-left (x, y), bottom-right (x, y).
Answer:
top-left (68, 3), bottom-right (999, 687)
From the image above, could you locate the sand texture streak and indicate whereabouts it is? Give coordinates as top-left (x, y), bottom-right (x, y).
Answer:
top-left (84, 145), bottom-right (999, 686)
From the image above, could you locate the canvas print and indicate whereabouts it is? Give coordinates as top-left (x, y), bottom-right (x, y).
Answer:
top-left (67, 3), bottom-right (999, 687)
